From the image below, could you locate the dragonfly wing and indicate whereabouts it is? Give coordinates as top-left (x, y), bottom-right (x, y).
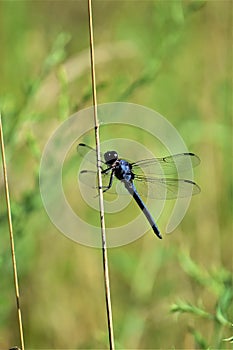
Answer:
top-left (77, 143), bottom-right (105, 165)
top-left (132, 153), bottom-right (200, 176)
top-left (79, 169), bottom-right (114, 190)
top-left (134, 176), bottom-right (201, 199)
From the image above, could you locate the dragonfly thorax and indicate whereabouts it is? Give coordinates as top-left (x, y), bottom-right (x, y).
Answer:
top-left (104, 151), bottom-right (118, 165)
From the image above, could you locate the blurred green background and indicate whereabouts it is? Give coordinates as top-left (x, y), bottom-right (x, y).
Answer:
top-left (0, 0), bottom-right (232, 349)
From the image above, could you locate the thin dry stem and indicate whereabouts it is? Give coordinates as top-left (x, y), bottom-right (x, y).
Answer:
top-left (87, 1), bottom-right (115, 349)
top-left (0, 113), bottom-right (25, 350)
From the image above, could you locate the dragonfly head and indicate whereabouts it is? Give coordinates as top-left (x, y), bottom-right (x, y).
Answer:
top-left (104, 151), bottom-right (118, 165)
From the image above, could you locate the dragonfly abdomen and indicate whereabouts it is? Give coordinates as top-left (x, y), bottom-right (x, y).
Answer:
top-left (123, 181), bottom-right (162, 239)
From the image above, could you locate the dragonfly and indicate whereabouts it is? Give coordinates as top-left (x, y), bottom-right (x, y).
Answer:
top-left (77, 143), bottom-right (200, 239)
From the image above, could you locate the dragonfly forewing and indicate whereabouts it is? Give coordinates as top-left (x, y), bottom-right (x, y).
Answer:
top-left (77, 143), bottom-right (105, 165)
top-left (132, 153), bottom-right (200, 176)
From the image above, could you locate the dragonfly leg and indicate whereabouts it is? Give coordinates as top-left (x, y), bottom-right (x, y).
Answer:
top-left (101, 167), bottom-right (112, 174)
top-left (101, 169), bottom-right (115, 193)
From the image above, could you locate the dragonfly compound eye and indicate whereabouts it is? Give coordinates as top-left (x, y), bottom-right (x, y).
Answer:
top-left (104, 151), bottom-right (118, 164)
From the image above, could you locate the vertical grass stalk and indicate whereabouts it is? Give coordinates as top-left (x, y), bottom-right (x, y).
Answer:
top-left (0, 113), bottom-right (25, 350)
top-left (87, 1), bottom-right (115, 349)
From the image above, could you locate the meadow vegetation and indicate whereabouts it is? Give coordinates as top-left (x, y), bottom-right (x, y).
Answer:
top-left (0, 1), bottom-right (232, 349)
